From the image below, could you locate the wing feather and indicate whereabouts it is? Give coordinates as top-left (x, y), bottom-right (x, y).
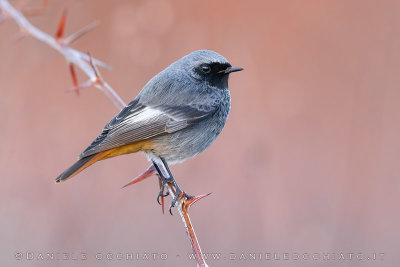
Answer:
top-left (79, 97), bottom-right (219, 159)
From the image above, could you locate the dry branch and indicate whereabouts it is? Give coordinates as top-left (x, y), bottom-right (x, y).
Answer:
top-left (0, 1), bottom-right (209, 266)
top-left (0, 0), bottom-right (124, 109)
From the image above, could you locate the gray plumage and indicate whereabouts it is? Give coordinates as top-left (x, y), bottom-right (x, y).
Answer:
top-left (78, 50), bottom-right (241, 165)
top-left (56, 50), bottom-right (242, 183)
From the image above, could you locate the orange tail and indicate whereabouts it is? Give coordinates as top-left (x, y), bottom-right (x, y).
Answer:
top-left (55, 151), bottom-right (110, 183)
top-left (55, 140), bottom-right (154, 183)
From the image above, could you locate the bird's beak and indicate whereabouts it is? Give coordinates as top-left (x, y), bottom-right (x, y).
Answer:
top-left (220, 66), bottom-right (244, 74)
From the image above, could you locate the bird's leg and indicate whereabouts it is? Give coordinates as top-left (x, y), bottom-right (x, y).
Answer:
top-left (160, 158), bottom-right (196, 214)
top-left (153, 158), bottom-right (194, 215)
top-left (152, 161), bottom-right (170, 205)
top-left (160, 158), bottom-right (182, 193)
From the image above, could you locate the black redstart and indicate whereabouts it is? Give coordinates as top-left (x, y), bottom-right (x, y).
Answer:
top-left (56, 50), bottom-right (243, 208)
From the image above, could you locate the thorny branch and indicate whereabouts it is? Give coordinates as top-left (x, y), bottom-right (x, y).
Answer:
top-left (0, 0), bottom-right (124, 109)
top-left (0, 1), bottom-right (210, 266)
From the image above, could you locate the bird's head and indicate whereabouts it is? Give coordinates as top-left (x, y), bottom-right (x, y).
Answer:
top-left (176, 50), bottom-right (243, 89)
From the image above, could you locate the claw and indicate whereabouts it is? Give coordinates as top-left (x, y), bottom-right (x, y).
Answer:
top-left (169, 195), bottom-right (178, 215)
top-left (157, 187), bottom-right (169, 214)
top-left (157, 192), bottom-right (163, 205)
top-left (158, 178), bottom-right (165, 214)
top-left (152, 158), bottom-right (200, 216)
top-left (156, 178), bottom-right (170, 205)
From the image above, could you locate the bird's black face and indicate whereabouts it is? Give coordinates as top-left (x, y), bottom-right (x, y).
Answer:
top-left (194, 62), bottom-right (243, 89)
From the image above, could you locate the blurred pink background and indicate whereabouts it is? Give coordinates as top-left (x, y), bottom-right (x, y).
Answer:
top-left (1, 0), bottom-right (399, 266)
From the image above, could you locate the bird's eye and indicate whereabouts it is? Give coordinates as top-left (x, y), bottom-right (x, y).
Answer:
top-left (200, 64), bottom-right (211, 74)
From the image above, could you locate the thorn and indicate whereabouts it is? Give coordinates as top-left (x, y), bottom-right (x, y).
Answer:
top-left (87, 52), bottom-right (100, 81)
top-left (55, 9), bottom-right (67, 40)
top-left (64, 21), bottom-right (100, 45)
top-left (121, 165), bottom-right (155, 189)
top-left (11, 29), bottom-right (28, 43)
top-left (69, 63), bottom-right (79, 95)
top-left (161, 194), bottom-right (165, 214)
top-left (65, 79), bottom-right (92, 93)
top-left (21, 0), bottom-right (48, 17)
top-left (167, 182), bottom-right (176, 195)
top-left (158, 178), bottom-right (165, 214)
top-left (74, 52), bottom-right (110, 70)
top-left (181, 192), bottom-right (212, 213)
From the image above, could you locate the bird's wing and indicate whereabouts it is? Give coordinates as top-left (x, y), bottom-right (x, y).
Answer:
top-left (79, 97), bottom-right (220, 159)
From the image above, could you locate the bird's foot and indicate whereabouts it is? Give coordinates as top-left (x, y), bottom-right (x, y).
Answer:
top-left (152, 157), bottom-right (195, 215)
top-left (156, 177), bottom-right (170, 205)
top-left (169, 192), bottom-right (194, 215)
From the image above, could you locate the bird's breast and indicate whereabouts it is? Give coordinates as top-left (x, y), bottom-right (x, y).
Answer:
top-left (149, 89), bottom-right (231, 164)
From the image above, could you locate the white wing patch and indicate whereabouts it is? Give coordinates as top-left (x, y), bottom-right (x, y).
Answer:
top-left (123, 107), bottom-right (164, 125)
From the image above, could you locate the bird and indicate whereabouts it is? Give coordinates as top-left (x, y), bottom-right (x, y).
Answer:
top-left (56, 50), bottom-right (243, 211)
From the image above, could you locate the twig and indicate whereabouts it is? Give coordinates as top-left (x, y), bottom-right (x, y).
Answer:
top-left (0, 1), bottom-right (210, 266)
top-left (177, 189), bottom-right (212, 267)
top-left (122, 165), bottom-right (210, 266)
top-left (0, 0), bottom-right (124, 110)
